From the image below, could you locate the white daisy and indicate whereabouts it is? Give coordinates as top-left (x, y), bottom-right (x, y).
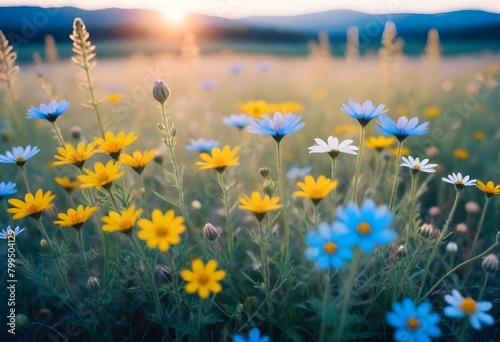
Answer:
top-left (308, 136), bottom-right (358, 159)
top-left (444, 289), bottom-right (494, 330)
top-left (441, 172), bottom-right (476, 187)
top-left (400, 156), bottom-right (437, 173)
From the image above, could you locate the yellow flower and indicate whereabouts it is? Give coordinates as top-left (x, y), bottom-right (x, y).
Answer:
top-left (476, 180), bottom-right (500, 197)
top-left (424, 106), bottom-right (441, 118)
top-left (106, 93), bottom-right (122, 103)
top-left (94, 131), bottom-right (138, 159)
top-left (54, 176), bottom-right (80, 192)
top-left (473, 132), bottom-right (485, 141)
top-left (365, 136), bottom-right (395, 152)
top-left (390, 147), bottom-right (411, 157)
top-left (454, 149), bottom-right (469, 159)
top-left (8, 189), bottom-right (56, 220)
top-left (102, 205), bottom-right (143, 233)
top-left (180, 259), bottom-right (226, 299)
top-left (78, 160), bottom-right (124, 189)
top-left (54, 205), bottom-right (97, 229)
top-left (137, 209), bottom-right (185, 251)
top-left (238, 100), bottom-right (272, 118)
top-left (271, 101), bottom-right (303, 113)
top-left (54, 142), bottom-right (97, 169)
top-left (239, 191), bottom-right (282, 221)
top-left (334, 124), bottom-right (359, 134)
top-left (293, 175), bottom-right (338, 205)
top-left (396, 106), bottom-right (408, 115)
top-left (120, 150), bottom-right (157, 174)
top-left (313, 89), bottom-right (326, 100)
top-left (196, 145), bottom-right (239, 174)
top-left (488, 66), bottom-right (498, 75)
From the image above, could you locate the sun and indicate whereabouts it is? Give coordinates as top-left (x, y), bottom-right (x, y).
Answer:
top-left (162, 5), bottom-right (188, 23)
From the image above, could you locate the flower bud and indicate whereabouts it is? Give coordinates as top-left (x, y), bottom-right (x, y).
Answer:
top-left (428, 206), bottom-right (440, 217)
top-left (86, 276), bottom-right (101, 290)
top-left (153, 153), bottom-right (163, 165)
top-left (156, 265), bottom-right (172, 281)
top-left (455, 223), bottom-right (468, 233)
top-left (419, 223), bottom-right (437, 238)
top-left (204, 223), bottom-right (221, 241)
top-left (15, 313), bottom-right (29, 328)
top-left (40, 239), bottom-right (48, 250)
top-left (446, 242), bottom-right (458, 253)
top-left (70, 126), bottom-right (83, 140)
top-left (465, 201), bottom-right (480, 214)
top-left (259, 167), bottom-right (270, 178)
top-left (153, 80), bottom-right (170, 104)
top-left (482, 254), bottom-right (498, 273)
top-left (426, 146), bottom-right (439, 157)
top-left (263, 178), bottom-right (276, 198)
top-left (395, 245), bottom-right (406, 257)
top-left (191, 200), bottom-right (202, 210)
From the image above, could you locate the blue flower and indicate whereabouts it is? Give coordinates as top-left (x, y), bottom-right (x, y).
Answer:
top-left (0, 145), bottom-right (40, 166)
top-left (27, 100), bottom-right (70, 122)
top-left (247, 112), bottom-right (305, 143)
top-left (335, 199), bottom-right (396, 253)
top-left (257, 62), bottom-right (271, 72)
top-left (376, 115), bottom-right (429, 142)
top-left (222, 114), bottom-right (254, 130)
top-left (305, 222), bottom-right (356, 270)
top-left (233, 328), bottom-right (269, 342)
top-left (0, 181), bottom-right (17, 199)
top-left (286, 166), bottom-right (311, 180)
top-left (185, 139), bottom-right (219, 153)
top-left (198, 80), bottom-right (218, 91)
top-left (228, 64), bottom-right (243, 75)
top-left (341, 99), bottom-right (386, 126)
top-left (386, 298), bottom-right (442, 342)
top-left (444, 290), bottom-right (494, 330)
top-left (0, 225), bottom-right (26, 239)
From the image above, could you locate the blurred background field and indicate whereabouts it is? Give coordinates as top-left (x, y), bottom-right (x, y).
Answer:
top-left (1, 2), bottom-right (500, 341)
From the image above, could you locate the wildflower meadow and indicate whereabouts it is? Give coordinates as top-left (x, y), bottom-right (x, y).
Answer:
top-left (1, 14), bottom-right (500, 342)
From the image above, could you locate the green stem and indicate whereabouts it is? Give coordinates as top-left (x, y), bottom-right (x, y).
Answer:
top-left (19, 166), bottom-right (31, 193)
top-left (51, 122), bottom-right (66, 146)
top-left (36, 219), bottom-right (81, 311)
top-left (77, 229), bottom-right (92, 280)
top-left (336, 249), bottom-right (362, 341)
top-left (405, 172), bottom-right (418, 244)
top-left (258, 220), bottom-right (272, 323)
top-left (276, 141), bottom-right (290, 258)
top-left (468, 197), bottom-right (491, 260)
top-left (420, 237), bottom-right (499, 301)
top-left (463, 197), bottom-right (491, 285)
top-left (219, 172), bottom-right (234, 251)
top-left (331, 158), bottom-right (336, 222)
top-left (389, 141), bottom-right (403, 211)
top-left (130, 235), bottom-right (170, 338)
top-left (418, 189), bottom-right (462, 299)
top-left (165, 251), bottom-right (183, 308)
top-left (353, 126), bottom-right (365, 203)
top-left (106, 186), bottom-right (119, 211)
top-left (161, 104), bottom-right (202, 245)
top-left (80, 53), bottom-right (105, 136)
top-left (478, 273), bottom-right (489, 301)
top-left (319, 269), bottom-right (332, 342)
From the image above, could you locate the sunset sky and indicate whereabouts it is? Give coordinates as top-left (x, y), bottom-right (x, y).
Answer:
top-left (2, 0), bottom-right (500, 20)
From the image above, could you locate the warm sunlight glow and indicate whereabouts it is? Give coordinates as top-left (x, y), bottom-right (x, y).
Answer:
top-left (162, 5), bottom-right (187, 23)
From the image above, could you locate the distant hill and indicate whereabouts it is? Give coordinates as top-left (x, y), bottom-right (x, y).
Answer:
top-left (0, 6), bottom-right (499, 59)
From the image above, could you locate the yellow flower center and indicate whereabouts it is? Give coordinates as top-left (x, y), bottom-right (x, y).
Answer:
top-left (406, 317), bottom-right (420, 330)
top-left (70, 213), bottom-right (80, 224)
top-left (27, 204), bottom-right (40, 214)
top-left (15, 156), bottom-right (25, 162)
top-left (323, 242), bottom-right (337, 254)
top-left (70, 152), bottom-right (83, 162)
top-left (96, 172), bottom-right (110, 185)
top-left (155, 226), bottom-right (169, 237)
top-left (460, 298), bottom-right (477, 315)
top-left (356, 222), bottom-right (372, 235)
top-left (119, 219), bottom-right (133, 229)
top-left (413, 164), bottom-right (420, 170)
top-left (198, 273), bottom-right (211, 286)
